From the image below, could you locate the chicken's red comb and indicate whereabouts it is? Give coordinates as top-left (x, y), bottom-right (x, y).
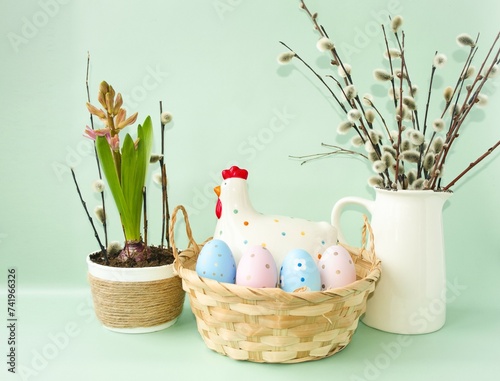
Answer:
top-left (222, 166), bottom-right (248, 180)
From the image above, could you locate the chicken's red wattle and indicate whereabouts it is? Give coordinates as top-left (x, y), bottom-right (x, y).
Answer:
top-left (216, 198), bottom-right (222, 219)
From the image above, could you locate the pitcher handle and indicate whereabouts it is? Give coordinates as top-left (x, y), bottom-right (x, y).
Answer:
top-left (331, 196), bottom-right (374, 245)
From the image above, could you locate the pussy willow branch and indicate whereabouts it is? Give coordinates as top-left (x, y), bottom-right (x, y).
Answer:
top-left (440, 38), bottom-right (479, 119)
top-left (279, 41), bottom-right (347, 113)
top-left (300, 0), bottom-right (353, 87)
top-left (85, 52), bottom-right (108, 247)
top-left (394, 32), bottom-right (406, 188)
top-left (382, 25), bottom-right (398, 109)
top-left (443, 139), bottom-right (500, 191)
top-left (159, 101), bottom-right (171, 249)
top-left (71, 168), bottom-right (108, 264)
top-left (143, 186), bottom-right (148, 250)
top-left (391, 21), bottom-right (421, 133)
top-left (290, 143), bottom-right (368, 165)
top-left (418, 54), bottom-right (438, 178)
top-left (429, 32), bottom-right (500, 189)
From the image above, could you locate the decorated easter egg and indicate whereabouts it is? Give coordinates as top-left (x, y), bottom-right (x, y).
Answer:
top-left (196, 239), bottom-right (236, 283)
top-left (236, 245), bottom-right (278, 288)
top-left (279, 249), bottom-right (321, 292)
top-left (318, 245), bottom-right (356, 290)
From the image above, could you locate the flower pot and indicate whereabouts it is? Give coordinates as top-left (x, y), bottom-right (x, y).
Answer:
top-left (331, 188), bottom-right (452, 334)
top-left (86, 255), bottom-right (185, 333)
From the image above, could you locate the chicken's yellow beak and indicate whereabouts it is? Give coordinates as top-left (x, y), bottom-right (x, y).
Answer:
top-left (214, 186), bottom-right (221, 197)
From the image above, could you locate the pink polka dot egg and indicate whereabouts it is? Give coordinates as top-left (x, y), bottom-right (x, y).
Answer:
top-left (318, 245), bottom-right (356, 290)
top-left (236, 245), bottom-right (278, 288)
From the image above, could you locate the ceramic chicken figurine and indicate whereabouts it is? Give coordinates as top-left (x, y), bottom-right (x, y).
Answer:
top-left (213, 166), bottom-right (338, 266)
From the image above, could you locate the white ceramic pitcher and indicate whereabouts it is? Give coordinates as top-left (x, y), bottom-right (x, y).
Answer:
top-left (331, 188), bottom-right (452, 334)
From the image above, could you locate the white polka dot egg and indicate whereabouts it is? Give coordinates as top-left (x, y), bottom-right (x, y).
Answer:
top-left (196, 239), bottom-right (236, 283)
top-left (279, 249), bottom-right (321, 292)
top-left (236, 245), bottom-right (278, 288)
top-left (318, 245), bottom-right (356, 290)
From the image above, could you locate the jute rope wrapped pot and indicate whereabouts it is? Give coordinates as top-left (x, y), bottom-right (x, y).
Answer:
top-left (170, 205), bottom-right (381, 363)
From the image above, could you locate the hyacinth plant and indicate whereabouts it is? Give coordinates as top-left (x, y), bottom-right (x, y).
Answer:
top-left (279, 0), bottom-right (500, 191)
top-left (71, 69), bottom-right (174, 265)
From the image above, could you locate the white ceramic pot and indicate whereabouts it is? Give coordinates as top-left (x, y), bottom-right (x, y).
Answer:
top-left (86, 255), bottom-right (184, 333)
top-left (332, 188), bottom-right (451, 334)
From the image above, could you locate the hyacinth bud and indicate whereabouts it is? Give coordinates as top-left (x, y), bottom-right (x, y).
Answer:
top-left (373, 69), bottom-right (393, 82)
top-left (372, 160), bottom-right (387, 174)
top-left (351, 135), bottom-right (364, 147)
top-left (337, 120), bottom-right (354, 135)
top-left (94, 206), bottom-right (105, 224)
top-left (316, 37), bottom-right (334, 52)
top-left (408, 129), bottom-right (425, 146)
top-left (400, 150), bottom-right (420, 163)
top-left (343, 85), bottom-right (357, 100)
top-left (347, 109), bottom-right (362, 122)
top-left (277, 52), bottom-right (296, 65)
top-left (92, 179), bottom-right (105, 193)
top-left (391, 15), bottom-right (403, 33)
top-left (365, 109), bottom-right (376, 124)
top-left (432, 136), bottom-right (444, 153)
top-left (368, 176), bottom-right (384, 187)
top-left (107, 241), bottom-right (123, 256)
top-left (433, 53), bottom-right (447, 69)
top-left (432, 118), bottom-right (445, 132)
top-left (456, 33), bottom-right (476, 48)
top-left (403, 96), bottom-right (417, 110)
top-left (338, 63), bottom-right (352, 78)
top-left (161, 111), bottom-right (173, 125)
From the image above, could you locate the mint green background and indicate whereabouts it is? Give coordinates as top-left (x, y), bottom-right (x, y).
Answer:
top-left (1, 0), bottom-right (499, 380)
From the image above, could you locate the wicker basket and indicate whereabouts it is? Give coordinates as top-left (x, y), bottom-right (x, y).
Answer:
top-left (170, 205), bottom-right (381, 363)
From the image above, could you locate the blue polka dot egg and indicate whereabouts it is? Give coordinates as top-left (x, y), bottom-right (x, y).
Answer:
top-left (196, 239), bottom-right (236, 284)
top-left (279, 249), bottom-right (321, 292)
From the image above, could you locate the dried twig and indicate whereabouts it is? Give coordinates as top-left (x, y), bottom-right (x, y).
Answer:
top-left (71, 168), bottom-right (108, 264)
